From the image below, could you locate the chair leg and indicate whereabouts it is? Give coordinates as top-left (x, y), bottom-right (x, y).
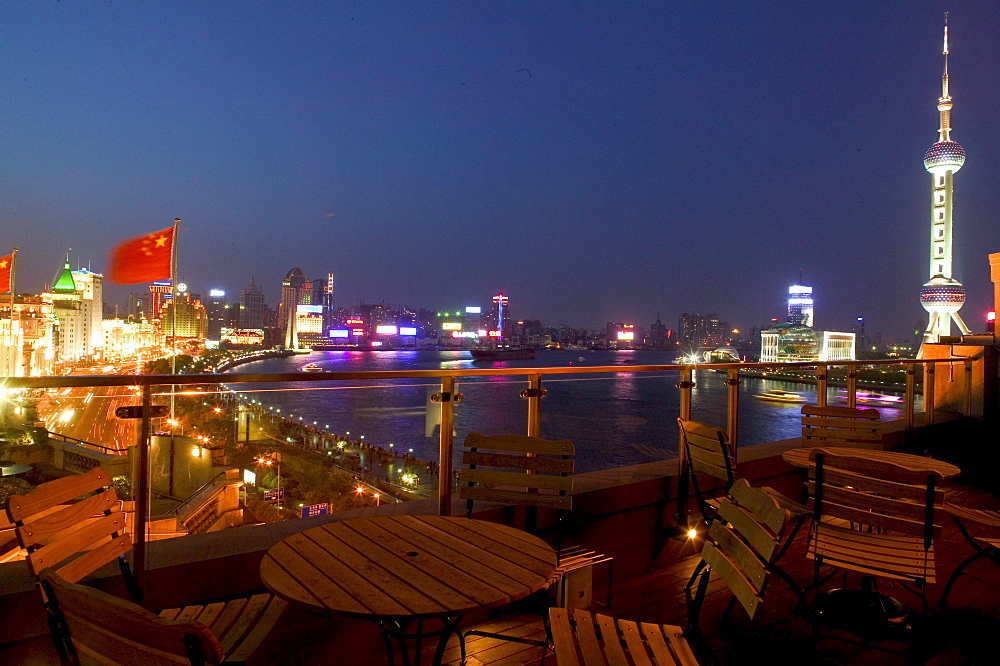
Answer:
top-left (685, 563), bottom-right (711, 631)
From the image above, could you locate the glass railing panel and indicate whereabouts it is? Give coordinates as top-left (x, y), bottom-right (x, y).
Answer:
top-left (534, 368), bottom-right (681, 473)
top-left (226, 377), bottom-right (441, 521)
top-left (1, 382), bottom-right (138, 564)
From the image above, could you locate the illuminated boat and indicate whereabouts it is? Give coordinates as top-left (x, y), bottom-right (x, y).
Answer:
top-left (469, 347), bottom-right (535, 361)
top-left (754, 389), bottom-right (807, 403)
top-left (301, 363), bottom-right (324, 372)
top-left (835, 391), bottom-right (903, 407)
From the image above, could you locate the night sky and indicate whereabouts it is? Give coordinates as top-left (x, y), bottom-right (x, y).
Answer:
top-left (3, 2), bottom-right (998, 341)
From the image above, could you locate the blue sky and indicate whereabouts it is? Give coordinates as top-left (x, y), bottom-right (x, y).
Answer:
top-left (3, 2), bottom-right (999, 339)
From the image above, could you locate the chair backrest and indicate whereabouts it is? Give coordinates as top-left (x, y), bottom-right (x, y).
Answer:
top-left (40, 568), bottom-right (225, 666)
top-left (6, 467), bottom-right (134, 590)
top-left (800, 404), bottom-right (881, 449)
top-left (459, 433), bottom-right (574, 514)
top-left (697, 479), bottom-right (789, 620)
top-left (678, 418), bottom-right (734, 486)
top-left (808, 449), bottom-right (943, 548)
top-left (549, 607), bottom-right (699, 666)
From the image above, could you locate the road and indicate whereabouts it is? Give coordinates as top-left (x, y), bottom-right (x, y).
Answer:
top-left (37, 372), bottom-right (141, 453)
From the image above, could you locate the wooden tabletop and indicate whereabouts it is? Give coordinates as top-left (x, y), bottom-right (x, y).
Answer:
top-left (781, 446), bottom-right (961, 479)
top-left (260, 514), bottom-right (557, 619)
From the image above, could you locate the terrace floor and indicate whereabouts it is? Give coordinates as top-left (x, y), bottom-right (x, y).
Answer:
top-left (4, 482), bottom-right (1000, 666)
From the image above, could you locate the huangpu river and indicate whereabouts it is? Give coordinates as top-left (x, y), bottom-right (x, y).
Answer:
top-left (227, 349), bottom-right (908, 474)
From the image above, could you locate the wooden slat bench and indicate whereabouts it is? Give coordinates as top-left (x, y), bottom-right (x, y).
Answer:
top-left (801, 404), bottom-right (882, 449)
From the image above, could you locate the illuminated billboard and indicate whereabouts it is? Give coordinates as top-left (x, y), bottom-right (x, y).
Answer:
top-left (488, 330), bottom-right (501, 338)
top-left (328, 329), bottom-right (350, 338)
top-left (399, 327), bottom-right (417, 336)
top-left (209, 289), bottom-right (225, 298)
top-left (441, 322), bottom-right (461, 331)
top-left (346, 318), bottom-right (364, 325)
top-left (297, 304), bottom-right (323, 314)
top-left (465, 306), bottom-right (481, 314)
top-left (376, 325), bottom-right (398, 335)
top-left (617, 331), bottom-right (635, 341)
top-left (352, 329), bottom-right (365, 336)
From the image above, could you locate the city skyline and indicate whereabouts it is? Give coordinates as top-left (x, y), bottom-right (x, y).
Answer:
top-left (4, 3), bottom-right (999, 337)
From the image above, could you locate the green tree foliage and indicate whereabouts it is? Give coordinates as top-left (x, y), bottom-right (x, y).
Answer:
top-left (0, 477), bottom-right (32, 508)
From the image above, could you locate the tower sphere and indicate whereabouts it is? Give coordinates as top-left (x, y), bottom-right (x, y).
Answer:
top-left (919, 275), bottom-right (966, 313)
top-left (924, 140), bottom-right (965, 174)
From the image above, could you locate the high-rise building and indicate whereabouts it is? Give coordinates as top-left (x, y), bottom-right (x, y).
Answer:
top-left (852, 317), bottom-right (867, 351)
top-left (161, 291), bottom-right (207, 340)
top-left (678, 313), bottom-right (725, 347)
top-left (205, 289), bottom-right (228, 340)
top-left (149, 282), bottom-right (172, 321)
top-left (71, 268), bottom-right (104, 358)
top-left (239, 276), bottom-right (265, 329)
top-left (920, 16), bottom-right (970, 343)
top-left (490, 293), bottom-right (511, 342)
top-left (42, 258), bottom-right (84, 364)
top-left (787, 283), bottom-right (813, 327)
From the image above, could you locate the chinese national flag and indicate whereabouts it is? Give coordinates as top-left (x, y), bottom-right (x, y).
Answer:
top-left (0, 253), bottom-right (12, 293)
top-left (108, 227), bottom-right (175, 284)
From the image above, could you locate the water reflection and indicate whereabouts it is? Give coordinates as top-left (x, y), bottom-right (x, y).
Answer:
top-left (228, 351), bottom-right (913, 474)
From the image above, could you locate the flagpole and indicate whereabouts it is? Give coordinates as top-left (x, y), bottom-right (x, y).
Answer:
top-left (169, 219), bottom-right (180, 497)
top-left (10, 249), bottom-right (18, 376)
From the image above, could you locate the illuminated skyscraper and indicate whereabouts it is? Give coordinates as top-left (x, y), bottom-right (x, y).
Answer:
top-left (787, 283), bottom-right (813, 327)
top-left (920, 15), bottom-right (970, 343)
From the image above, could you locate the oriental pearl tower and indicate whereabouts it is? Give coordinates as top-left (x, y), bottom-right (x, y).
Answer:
top-left (920, 14), bottom-right (970, 343)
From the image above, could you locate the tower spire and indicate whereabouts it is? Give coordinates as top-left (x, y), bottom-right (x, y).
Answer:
top-left (938, 12), bottom-right (952, 142)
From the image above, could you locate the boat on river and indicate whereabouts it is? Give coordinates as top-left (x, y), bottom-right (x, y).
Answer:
top-left (469, 346), bottom-right (535, 361)
top-left (301, 363), bottom-right (324, 372)
top-left (835, 391), bottom-right (903, 407)
top-left (754, 389), bottom-right (807, 403)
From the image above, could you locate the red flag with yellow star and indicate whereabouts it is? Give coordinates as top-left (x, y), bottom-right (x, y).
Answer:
top-left (0, 253), bottom-right (12, 292)
top-left (108, 227), bottom-right (175, 284)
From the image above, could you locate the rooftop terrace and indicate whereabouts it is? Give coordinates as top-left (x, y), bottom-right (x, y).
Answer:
top-left (2, 347), bottom-right (999, 664)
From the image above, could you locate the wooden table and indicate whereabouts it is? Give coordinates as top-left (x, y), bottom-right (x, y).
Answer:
top-left (781, 446), bottom-right (961, 478)
top-left (260, 514), bottom-right (557, 665)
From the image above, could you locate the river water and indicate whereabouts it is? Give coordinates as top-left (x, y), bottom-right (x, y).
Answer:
top-left (227, 349), bottom-right (908, 473)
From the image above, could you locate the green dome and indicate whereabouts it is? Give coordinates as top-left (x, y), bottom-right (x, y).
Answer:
top-left (773, 324), bottom-right (818, 360)
top-left (52, 261), bottom-right (79, 293)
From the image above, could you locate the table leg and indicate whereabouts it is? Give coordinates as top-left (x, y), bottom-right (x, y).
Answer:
top-left (378, 614), bottom-right (464, 666)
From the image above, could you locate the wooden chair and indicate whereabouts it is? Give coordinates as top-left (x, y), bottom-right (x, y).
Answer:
top-left (938, 502), bottom-right (1000, 608)
top-left (459, 433), bottom-right (610, 648)
top-left (6, 467), bottom-right (287, 664)
top-left (685, 479), bottom-right (792, 629)
top-left (800, 404), bottom-right (882, 449)
top-left (549, 607), bottom-right (699, 666)
top-left (806, 448), bottom-right (943, 624)
top-left (40, 568), bottom-right (226, 665)
top-left (677, 418), bottom-right (807, 605)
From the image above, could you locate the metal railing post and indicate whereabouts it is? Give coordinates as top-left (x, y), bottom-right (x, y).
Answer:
top-left (964, 358), bottom-right (974, 417)
top-left (924, 362), bottom-right (936, 425)
top-left (437, 376), bottom-right (455, 516)
top-left (676, 367), bottom-right (694, 521)
top-left (905, 362), bottom-right (916, 430)
top-left (845, 363), bottom-right (857, 408)
top-left (526, 374), bottom-right (542, 437)
top-left (815, 365), bottom-right (828, 407)
top-left (133, 383), bottom-right (152, 600)
top-left (725, 368), bottom-right (740, 465)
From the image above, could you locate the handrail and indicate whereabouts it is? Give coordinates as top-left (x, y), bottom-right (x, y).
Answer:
top-left (45, 431), bottom-right (119, 455)
top-left (167, 471), bottom-right (229, 516)
top-left (0, 357), bottom-right (953, 390)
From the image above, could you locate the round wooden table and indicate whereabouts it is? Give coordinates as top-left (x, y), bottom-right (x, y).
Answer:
top-left (260, 514), bottom-right (557, 665)
top-left (781, 446), bottom-right (961, 478)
